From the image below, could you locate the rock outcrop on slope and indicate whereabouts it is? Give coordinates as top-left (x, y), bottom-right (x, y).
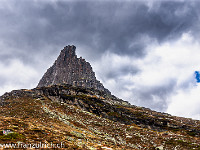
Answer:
top-left (37, 45), bottom-right (111, 95)
top-left (0, 85), bottom-right (199, 149)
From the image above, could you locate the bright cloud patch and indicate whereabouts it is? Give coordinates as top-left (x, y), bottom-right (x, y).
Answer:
top-left (167, 85), bottom-right (200, 120)
top-left (0, 59), bottom-right (39, 95)
top-left (137, 33), bottom-right (200, 119)
top-left (96, 32), bottom-right (200, 120)
top-left (137, 33), bottom-right (200, 120)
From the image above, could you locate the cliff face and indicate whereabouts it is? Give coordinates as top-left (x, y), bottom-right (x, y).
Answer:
top-left (37, 45), bottom-right (111, 95)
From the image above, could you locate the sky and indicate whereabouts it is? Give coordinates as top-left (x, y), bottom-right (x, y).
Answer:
top-left (0, 0), bottom-right (200, 120)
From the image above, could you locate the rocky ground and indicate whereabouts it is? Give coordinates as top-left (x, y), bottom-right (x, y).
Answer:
top-left (0, 84), bottom-right (199, 149)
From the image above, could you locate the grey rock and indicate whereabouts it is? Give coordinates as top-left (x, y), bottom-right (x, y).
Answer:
top-left (37, 45), bottom-right (111, 95)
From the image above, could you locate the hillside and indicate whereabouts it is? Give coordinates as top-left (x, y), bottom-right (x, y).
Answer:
top-left (0, 84), bottom-right (199, 149)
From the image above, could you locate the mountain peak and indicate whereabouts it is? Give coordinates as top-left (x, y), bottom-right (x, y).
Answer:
top-left (37, 45), bottom-right (111, 95)
top-left (62, 45), bottom-right (76, 58)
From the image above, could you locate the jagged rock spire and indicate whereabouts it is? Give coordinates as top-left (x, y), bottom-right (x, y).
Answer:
top-left (37, 45), bottom-right (111, 94)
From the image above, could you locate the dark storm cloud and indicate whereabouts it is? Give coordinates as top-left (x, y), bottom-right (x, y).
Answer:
top-left (0, 0), bottom-right (199, 62)
top-left (105, 66), bottom-right (139, 79)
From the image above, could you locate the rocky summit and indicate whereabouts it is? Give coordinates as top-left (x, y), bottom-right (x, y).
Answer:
top-left (37, 45), bottom-right (111, 95)
top-left (0, 45), bottom-right (199, 149)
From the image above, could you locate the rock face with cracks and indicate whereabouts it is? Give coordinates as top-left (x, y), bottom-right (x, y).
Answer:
top-left (37, 45), bottom-right (111, 95)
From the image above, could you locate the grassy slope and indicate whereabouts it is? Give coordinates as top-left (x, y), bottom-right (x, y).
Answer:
top-left (0, 87), bottom-right (199, 150)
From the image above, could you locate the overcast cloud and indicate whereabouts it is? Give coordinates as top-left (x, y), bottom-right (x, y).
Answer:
top-left (0, 0), bottom-right (200, 120)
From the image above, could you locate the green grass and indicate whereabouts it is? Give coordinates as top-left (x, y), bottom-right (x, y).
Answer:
top-left (0, 132), bottom-right (25, 141)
